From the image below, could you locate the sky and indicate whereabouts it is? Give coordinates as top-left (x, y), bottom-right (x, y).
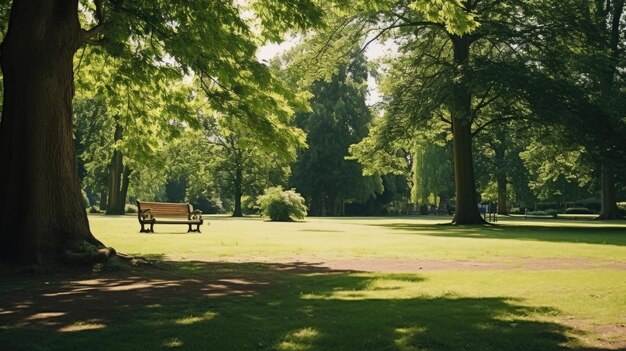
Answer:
top-left (256, 37), bottom-right (398, 106)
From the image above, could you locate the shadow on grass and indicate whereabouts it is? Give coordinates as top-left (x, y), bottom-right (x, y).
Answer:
top-left (372, 222), bottom-right (626, 246)
top-left (0, 260), bottom-right (606, 351)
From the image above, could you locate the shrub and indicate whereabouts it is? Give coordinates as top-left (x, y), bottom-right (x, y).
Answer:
top-left (564, 207), bottom-right (594, 214)
top-left (125, 204), bottom-right (138, 214)
top-left (88, 205), bottom-right (101, 214)
top-left (526, 209), bottom-right (557, 217)
top-left (190, 195), bottom-right (224, 214)
top-left (242, 195), bottom-right (260, 215)
top-left (544, 209), bottom-right (558, 216)
top-left (526, 210), bottom-right (545, 215)
top-left (510, 207), bottom-right (531, 215)
top-left (257, 186), bottom-right (307, 221)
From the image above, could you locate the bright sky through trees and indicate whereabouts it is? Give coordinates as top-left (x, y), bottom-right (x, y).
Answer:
top-left (257, 36), bottom-right (397, 106)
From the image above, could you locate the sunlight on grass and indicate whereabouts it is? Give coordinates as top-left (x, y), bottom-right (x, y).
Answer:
top-left (277, 327), bottom-right (320, 351)
top-left (89, 214), bottom-right (626, 263)
top-left (1, 216), bottom-right (625, 350)
top-left (174, 311), bottom-right (217, 325)
top-left (163, 337), bottom-right (183, 349)
top-left (58, 321), bottom-right (106, 333)
top-left (297, 271), bottom-right (626, 328)
top-left (394, 327), bottom-right (427, 351)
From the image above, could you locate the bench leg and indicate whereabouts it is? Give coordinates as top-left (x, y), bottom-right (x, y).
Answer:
top-left (140, 223), bottom-right (148, 233)
top-left (187, 224), bottom-right (201, 233)
top-left (149, 223), bottom-right (155, 233)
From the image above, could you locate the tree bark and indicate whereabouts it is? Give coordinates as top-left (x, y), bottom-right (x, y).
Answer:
top-left (119, 167), bottom-right (131, 209)
top-left (232, 165), bottom-right (243, 217)
top-left (594, 1), bottom-right (624, 220)
top-left (437, 194), bottom-right (449, 215)
top-left (450, 35), bottom-right (484, 224)
top-left (496, 175), bottom-right (508, 215)
top-left (494, 142), bottom-right (508, 215)
top-left (598, 165), bottom-right (621, 219)
top-left (106, 122), bottom-right (125, 215)
top-left (309, 196), bottom-right (322, 216)
top-left (99, 190), bottom-right (108, 211)
top-left (0, 0), bottom-right (104, 264)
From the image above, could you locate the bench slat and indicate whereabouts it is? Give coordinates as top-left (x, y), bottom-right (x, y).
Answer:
top-left (137, 200), bottom-right (203, 233)
top-left (138, 201), bottom-right (191, 218)
top-left (154, 220), bottom-right (202, 224)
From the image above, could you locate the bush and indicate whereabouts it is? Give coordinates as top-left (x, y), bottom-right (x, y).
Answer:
top-left (257, 186), bottom-right (307, 221)
top-left (526, 209), bottom-right (557, 217)
top-left (510, 207), bottom-right (532, 214)
top-left (125, 204), bottom-right (138, 214)
top-left (544, 209), bottom-right (558, 216)
top-left (88, 205), bottom-right (101, 214)
top-left (190, 196), bottom-right (224, 214)
top-left (242, 195), bottom-right (260, 215)
top-left (526, 210), bottom-right (545, 215)
top-left (564, 207), bottom-right (595, 214)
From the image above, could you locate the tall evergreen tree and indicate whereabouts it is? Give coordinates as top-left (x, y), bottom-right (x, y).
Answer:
top-left (291, 55), bottom-right (381, 215)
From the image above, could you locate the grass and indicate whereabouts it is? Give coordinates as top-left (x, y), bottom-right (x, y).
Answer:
top-left (92, 214), bottom-right (626, 262)
top-left (1, 215), bottom-right (625, 350)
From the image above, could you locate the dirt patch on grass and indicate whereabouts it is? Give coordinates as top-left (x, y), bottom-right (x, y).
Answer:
top-left (225, 257), bottom-right (626, 273)
top-left (564, 320), bottom-right (626, 350)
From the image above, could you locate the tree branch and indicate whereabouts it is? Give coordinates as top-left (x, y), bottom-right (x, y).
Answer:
top-left (82, 0), bottom-right (106, 43)
top-left (472, 115), bottom-right (521, 136)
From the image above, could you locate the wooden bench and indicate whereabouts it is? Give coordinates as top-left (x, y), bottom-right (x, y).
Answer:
top-left (136, 201), bottom-right (203, 233)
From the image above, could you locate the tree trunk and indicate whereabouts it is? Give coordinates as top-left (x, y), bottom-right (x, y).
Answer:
top-left (99, 190), bottom-right (108, 211)
top-left (437, 194), bottom-right (449, 215)
top-left (0, 0), bottom-right (104, 264)
top-left (494, 143), bottom-right (508, 215)
top-left (496, 175), bottom-right (508, 215)
top-left (594, 1), bottom-right (623, 221)
top-left (598, 165), bottom-right (621, 219)
top-left (326, 195), bottom-right (337, 216)
top-left (119, 167), bottom-right (131, 210)
top-left (106, 122), bottom-right (125, 215)
top-left (309, 196), bottom-right (322, 216)
top-left (450, 35), bottom-right (484, 224)
top-left (232, 166), bottom-right (243, 217)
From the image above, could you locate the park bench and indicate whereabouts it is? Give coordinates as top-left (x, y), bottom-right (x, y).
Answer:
top-left (136, 201), bottom-right (203, 233)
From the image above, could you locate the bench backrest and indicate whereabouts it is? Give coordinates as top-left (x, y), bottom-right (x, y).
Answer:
top-left (137, 201), bottom-right (192, 218)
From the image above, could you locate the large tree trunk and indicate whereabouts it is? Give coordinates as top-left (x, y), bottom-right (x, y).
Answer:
top-left (594, 1), bottom-right (623, 221)
top-left (0, 0), bottom-right (104, 264)
top-left (106, 122), bottom-right (125, 215)
top-left (598, 165), bottom-right (621, 219)
top-left (232, 166), bottom-right (243, 217)
top-left (450, 35), bottom-right (484, 224)
top-left (99, 190), bottom-right (108, 211)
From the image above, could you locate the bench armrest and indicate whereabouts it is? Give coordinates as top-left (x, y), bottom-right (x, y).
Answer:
top-left (140, 209), bottom-right (154, 221)
top-left (189, 209), bottom-right (203, 220)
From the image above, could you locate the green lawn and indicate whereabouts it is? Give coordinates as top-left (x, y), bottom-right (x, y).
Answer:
top-left (1, 215), bottom-right (625, 350)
